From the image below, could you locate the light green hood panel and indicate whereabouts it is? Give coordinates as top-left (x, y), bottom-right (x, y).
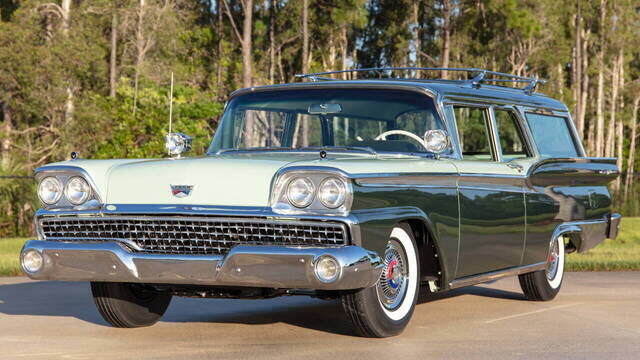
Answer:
top-left (40, 153), bottom-right (458, 207)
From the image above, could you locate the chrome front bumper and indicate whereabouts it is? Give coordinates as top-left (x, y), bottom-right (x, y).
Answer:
top-left (21, 240), bottom-right (382, 290)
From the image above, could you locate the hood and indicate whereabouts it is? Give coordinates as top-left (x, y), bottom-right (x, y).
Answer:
top-left (43, 152), bottom-right (452, 207)
top-left (104, 154), bottom-right (325, 206)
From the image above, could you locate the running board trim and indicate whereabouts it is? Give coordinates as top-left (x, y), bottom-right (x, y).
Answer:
top-left (449, 262), bottom-right (546, 289)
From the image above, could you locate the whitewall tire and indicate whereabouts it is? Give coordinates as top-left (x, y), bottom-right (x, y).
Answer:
top-left (341, 223), bottom-right (420, 337)
top-left (518, 235), bottom-right (565, 301)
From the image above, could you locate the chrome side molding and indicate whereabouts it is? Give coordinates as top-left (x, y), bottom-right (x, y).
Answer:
top-left (449, 262), bottom-right (546, 290)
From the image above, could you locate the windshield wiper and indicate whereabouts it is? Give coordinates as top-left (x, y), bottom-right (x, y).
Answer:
top-left (215, 147), bottom-right (292, 155)
top-left (300, 146), bottom-right (378, 156)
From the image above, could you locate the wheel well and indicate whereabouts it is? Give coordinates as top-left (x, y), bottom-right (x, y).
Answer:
top-left (404, 219), bottom-right (442, 286)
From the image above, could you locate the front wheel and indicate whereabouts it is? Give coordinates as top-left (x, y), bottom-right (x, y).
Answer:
top-left (91, 282), bottom-right (172, 328)
top-left (518, 235), bottom-right (565, 301)
top-left (341, 223), bottom-right (420, 338)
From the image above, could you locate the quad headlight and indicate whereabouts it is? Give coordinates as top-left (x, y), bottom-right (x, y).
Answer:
top-left (271, 170), bottom-right (352, 214)
top-left (64, 176), bottom-right (92, 205)
top-left (318, 177), bottom-right (347, 208)
top-left (287, 177), bottom-right (315, 208)
top-left (37, 177), bottom-right (63, 205)
top-left (36, 171), bottom-right (98, 207)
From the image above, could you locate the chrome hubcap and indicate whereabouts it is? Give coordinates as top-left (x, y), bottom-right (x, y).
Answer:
top-left (377, 239), bottom-right (409, 311)
top-left (546, 239), bottom-right (560, 281)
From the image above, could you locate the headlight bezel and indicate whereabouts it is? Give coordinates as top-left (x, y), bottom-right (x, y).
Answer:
top-left (270, 168), bottom-right (353, 215)
top-left (35, 166), bottom-right (101, 209)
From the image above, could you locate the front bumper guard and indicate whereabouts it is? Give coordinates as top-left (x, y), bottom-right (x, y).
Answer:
top-left (21, 240), bottom-right (383, 291)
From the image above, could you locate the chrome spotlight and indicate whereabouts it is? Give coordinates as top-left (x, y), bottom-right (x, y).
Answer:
top-left (165, 133), bottom-right (192, 157)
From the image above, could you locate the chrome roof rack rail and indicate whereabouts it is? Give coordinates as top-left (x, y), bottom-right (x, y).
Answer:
top-left (294, 67), bottom-right (546, 94)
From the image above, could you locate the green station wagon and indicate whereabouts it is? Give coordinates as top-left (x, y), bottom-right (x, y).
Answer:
top-left (21, 68), bottom-right (621, 337)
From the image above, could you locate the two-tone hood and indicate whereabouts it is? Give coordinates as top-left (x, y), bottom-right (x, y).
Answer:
top-left (104, 154), bottom-right (313, 206)
top-left (40, 152), bottom-right (455, 208)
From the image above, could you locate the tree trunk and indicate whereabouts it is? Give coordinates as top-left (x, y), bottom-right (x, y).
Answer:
top-left (109, 1), bottom-right (118, 98)
top-left (340, 27), bottom-right (348, 80)
top-left (441, 0), bottom-right (451, 79)
top-left (61, 0), bottom-right (71, 36)
top-left (595, 0), bottom-right (607, 157)
top-left (1, 103), bottom-right (11, 169)
top-left (61, 0), bottom-right (74, 123)
top-left (133, 0), bottom-right (146, 116)
top-left (606, 52), bottom-right (619, 158)
top-left (411, 2), bottom-right (420, 77)
top-left (624, 95), bottom-right (639, 200)
top-left (301, 0), bottom-right (309, 76)
top-left (268, 0), bottom-right (276, 84)
top-left (578, 30), bottom-right (589, 142)
top-left (241, 0), bottom-right (253, 88)
top-left (615, 118), bottom-right (623, 191)
top-left (216, 0), bottom-right (223, 92)
top-left (573, 1), bottom-right (582, 136)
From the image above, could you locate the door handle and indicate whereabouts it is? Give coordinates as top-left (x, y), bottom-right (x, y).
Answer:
top-left (506, 163), bottom-right (524, 172)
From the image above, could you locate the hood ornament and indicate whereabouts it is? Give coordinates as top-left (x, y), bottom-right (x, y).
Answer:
top-left (171, 185), bottom-right (194, 198)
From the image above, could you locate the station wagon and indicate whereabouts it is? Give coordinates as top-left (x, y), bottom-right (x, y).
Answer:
top-left (21, 68), bottom-right (621, 337)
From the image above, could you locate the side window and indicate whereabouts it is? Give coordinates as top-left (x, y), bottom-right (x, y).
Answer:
top-left (494, 109), bottom-right (530, 160)
top-left (454, 106), bottom-right (494, 161)
top-left (525, 113), bottom-right (579, 157)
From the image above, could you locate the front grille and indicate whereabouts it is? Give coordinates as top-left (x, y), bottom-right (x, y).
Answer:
top-left (39, 216), bottom-right (348, 256)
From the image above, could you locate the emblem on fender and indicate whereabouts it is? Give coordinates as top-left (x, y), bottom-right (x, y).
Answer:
top-left (170, 185), bottom-right (194, 198)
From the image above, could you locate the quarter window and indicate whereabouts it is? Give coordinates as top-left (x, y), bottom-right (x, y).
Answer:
top-left (453, 106), bottom-right (493, 161)
top-left (494, 109), bottom-right (530, 160)
top-left (525, 113), bottom-right (579, 157)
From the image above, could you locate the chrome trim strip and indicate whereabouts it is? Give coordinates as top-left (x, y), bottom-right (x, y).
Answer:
top-left (449, 262), bottom-right (546, 289)
top-left (21, 240), bottom-right (383, 290)
top-left (354, 173), bottom-right (457, 188)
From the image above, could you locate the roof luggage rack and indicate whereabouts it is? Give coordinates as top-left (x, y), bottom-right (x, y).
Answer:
top-left (294, 67), bottom-right (546, 95)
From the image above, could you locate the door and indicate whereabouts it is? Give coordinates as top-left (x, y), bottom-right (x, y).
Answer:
top-left (448, 105), bottom-right (532, 278)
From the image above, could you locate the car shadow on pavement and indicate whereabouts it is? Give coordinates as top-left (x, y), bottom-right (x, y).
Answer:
top-left (0, 280), bottom-right (107, 325)
top-left (0, 280), bottom-right (524, 336)
top-left (419, 284), bottom-right (526, 304)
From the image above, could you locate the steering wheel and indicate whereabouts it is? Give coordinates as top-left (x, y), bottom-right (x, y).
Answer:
top-left (374, 130), bottom-right (426, 149)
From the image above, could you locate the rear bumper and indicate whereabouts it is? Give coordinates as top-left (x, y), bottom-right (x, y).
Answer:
top-left (20, 240), bottom-right (382, 290)
top-left (558, 213), bottom-right (622, 253)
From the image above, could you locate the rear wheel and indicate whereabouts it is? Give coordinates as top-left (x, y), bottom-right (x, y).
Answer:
top-left (518, 235), bottom-right (565, 301)
top-left (91, 282), bottom-right (172, 328)
top-left (341, 223), bottom-right (420, 338)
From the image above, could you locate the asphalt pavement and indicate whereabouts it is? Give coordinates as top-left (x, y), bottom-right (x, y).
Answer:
top-left (0, 272), bottom-right (638, 360)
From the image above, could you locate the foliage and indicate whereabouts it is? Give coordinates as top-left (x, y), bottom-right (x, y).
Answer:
top-left (0, 0), bottom-right (638, 237)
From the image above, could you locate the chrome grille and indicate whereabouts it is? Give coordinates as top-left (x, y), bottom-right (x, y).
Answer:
top-left (39, 216), bottom-right (348, 256)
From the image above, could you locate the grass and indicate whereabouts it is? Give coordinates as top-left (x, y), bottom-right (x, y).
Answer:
top-left (0, 237), bottom-right (27, 276)
top-left (0, 218), bottom-right (639, 276)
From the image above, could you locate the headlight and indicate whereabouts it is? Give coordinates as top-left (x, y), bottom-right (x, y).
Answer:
top-left (64, 176), bottom-right (92, 205)
top-left (287, 177), bottom-right (315, 208)
top-left (38, 177), bottom-right (63, 205)
top-left (318, 177), bottom-right (347, 208)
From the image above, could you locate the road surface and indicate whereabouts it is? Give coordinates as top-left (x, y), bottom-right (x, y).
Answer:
top-left (0, 272), bottom-right (638, 359)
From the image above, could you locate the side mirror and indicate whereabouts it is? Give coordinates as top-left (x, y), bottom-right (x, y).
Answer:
top-left (423, 130), bottom-right (450, 154)
top-left (165, 133), bottom-right (192, 158)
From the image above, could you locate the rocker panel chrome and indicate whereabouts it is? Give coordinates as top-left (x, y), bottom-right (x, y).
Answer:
top-left (21, 240), bottom-right (383, 290)
top-left (449, 261), bottom-right (546, 289)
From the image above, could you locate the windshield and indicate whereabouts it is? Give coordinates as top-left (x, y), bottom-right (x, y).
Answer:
top-left (208, 88), bottom-right (448, 155)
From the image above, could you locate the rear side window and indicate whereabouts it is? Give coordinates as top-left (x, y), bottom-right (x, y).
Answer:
top-left (494, 109), bottom-right (530, 160)
top-left (525, 113), bottom-right (578, 157)
top-left (454, 106), bottom-right (493, 161)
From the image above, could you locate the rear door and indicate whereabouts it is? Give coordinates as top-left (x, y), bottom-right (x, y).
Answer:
top-left (448, 105), bottom-right (533, 278)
